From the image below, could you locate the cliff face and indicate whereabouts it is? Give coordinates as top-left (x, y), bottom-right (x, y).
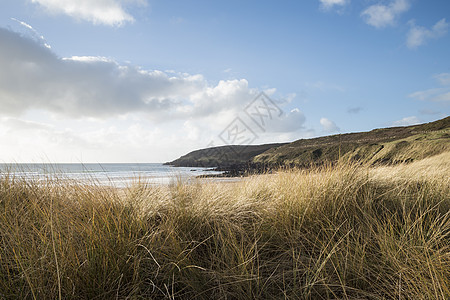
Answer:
top-left (167, 117), bottom-right (450, 168)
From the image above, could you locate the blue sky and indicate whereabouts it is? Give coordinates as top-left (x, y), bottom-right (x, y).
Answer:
top-left (0, 0), bottom-right (449, 162)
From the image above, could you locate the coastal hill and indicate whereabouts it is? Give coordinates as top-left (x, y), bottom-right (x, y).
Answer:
top-left (167, 143), bottom-right (287, 167)
top-left (167, 116), bottom-right (450, 168)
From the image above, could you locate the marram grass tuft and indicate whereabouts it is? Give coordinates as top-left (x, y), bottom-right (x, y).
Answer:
top-left (0, 158), bottom-right (449, 299)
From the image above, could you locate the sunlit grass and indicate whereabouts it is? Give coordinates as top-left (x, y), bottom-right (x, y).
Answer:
top-left (0, 157), bottom-right (449, 299)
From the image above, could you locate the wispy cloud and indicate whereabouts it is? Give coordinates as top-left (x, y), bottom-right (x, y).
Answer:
top-left (319, 0), bottom-right (349, 11)
top-left (419, 109), bottom-right (440, 116)
top-left (409, 88), bottom-right (449, 102)
top-left (10, 18), bottom-right (51, 48)
top-left (407, 18), bottom-right (449, 49)
top-left (30, 0), bottom-right (147, 26)
top-left (409, 73), bottom-right (450, 104)
top-left (434, 73), bottom-right (450, 86)
top-left (361, 0), bottom-right (410, 28)
top-left (1, 117), bottom-right (51, 132)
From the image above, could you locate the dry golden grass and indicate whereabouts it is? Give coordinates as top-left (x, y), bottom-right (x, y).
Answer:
top-left (0, 158), bottom-right (449, 299)
top-left (370, 151), bottom-right (450, 182)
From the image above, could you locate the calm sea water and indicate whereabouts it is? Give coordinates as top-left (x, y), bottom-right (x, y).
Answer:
top-left (0, 163), bottom-right (223, 187)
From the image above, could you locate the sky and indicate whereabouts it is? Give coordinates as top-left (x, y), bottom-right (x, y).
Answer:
top-left (0, 0), bottom-right (449, 163)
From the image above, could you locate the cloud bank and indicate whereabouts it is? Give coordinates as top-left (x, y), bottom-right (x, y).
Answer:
top-left (0, 27), bottom-right (260, 120)
top-left (0, 27), bottom-right (311, 162)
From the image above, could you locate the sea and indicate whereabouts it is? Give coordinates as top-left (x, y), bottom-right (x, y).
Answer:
top-left (0, 163), bottom-right (223, 187)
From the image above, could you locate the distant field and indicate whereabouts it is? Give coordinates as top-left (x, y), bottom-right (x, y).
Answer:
top-left (0, 154), bottom-right (449, 299)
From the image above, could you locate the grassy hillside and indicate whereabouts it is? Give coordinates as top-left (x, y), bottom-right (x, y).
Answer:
top-left (1, 157), bottom-right (449, 299)
top-left (254, 121), bottom-right (450, 166)
top-left (166, 143), bottom-right (287, 167)
top-left (168, 116), bottom-right (450, 169)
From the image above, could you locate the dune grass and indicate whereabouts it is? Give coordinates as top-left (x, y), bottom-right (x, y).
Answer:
top-left (0, 158), bottom-right (449, 299)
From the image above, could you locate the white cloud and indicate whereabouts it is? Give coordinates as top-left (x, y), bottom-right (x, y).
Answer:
top-left (319, 0), bottom-right (348, 10)
top-left (407, 19), bottom-right (449, 48)
top-left (30, 0), bottom-right (147, 26)
top-left (320, 117), bottom-right (340, 133)
top-left (264, 108), bottom-right (306, 133)
top-left (63, 56), bottom-right (113, 63)
top-left (183, 120), bottom-right (201, 141)
top-left (186, 79), bottom-right (258, 118)
top-left (11, 18), bottom-right (33, 31)
top-left (392, 116), bottom-right (420, 126)
top-left (361, 0), bottom-right (410, 28)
